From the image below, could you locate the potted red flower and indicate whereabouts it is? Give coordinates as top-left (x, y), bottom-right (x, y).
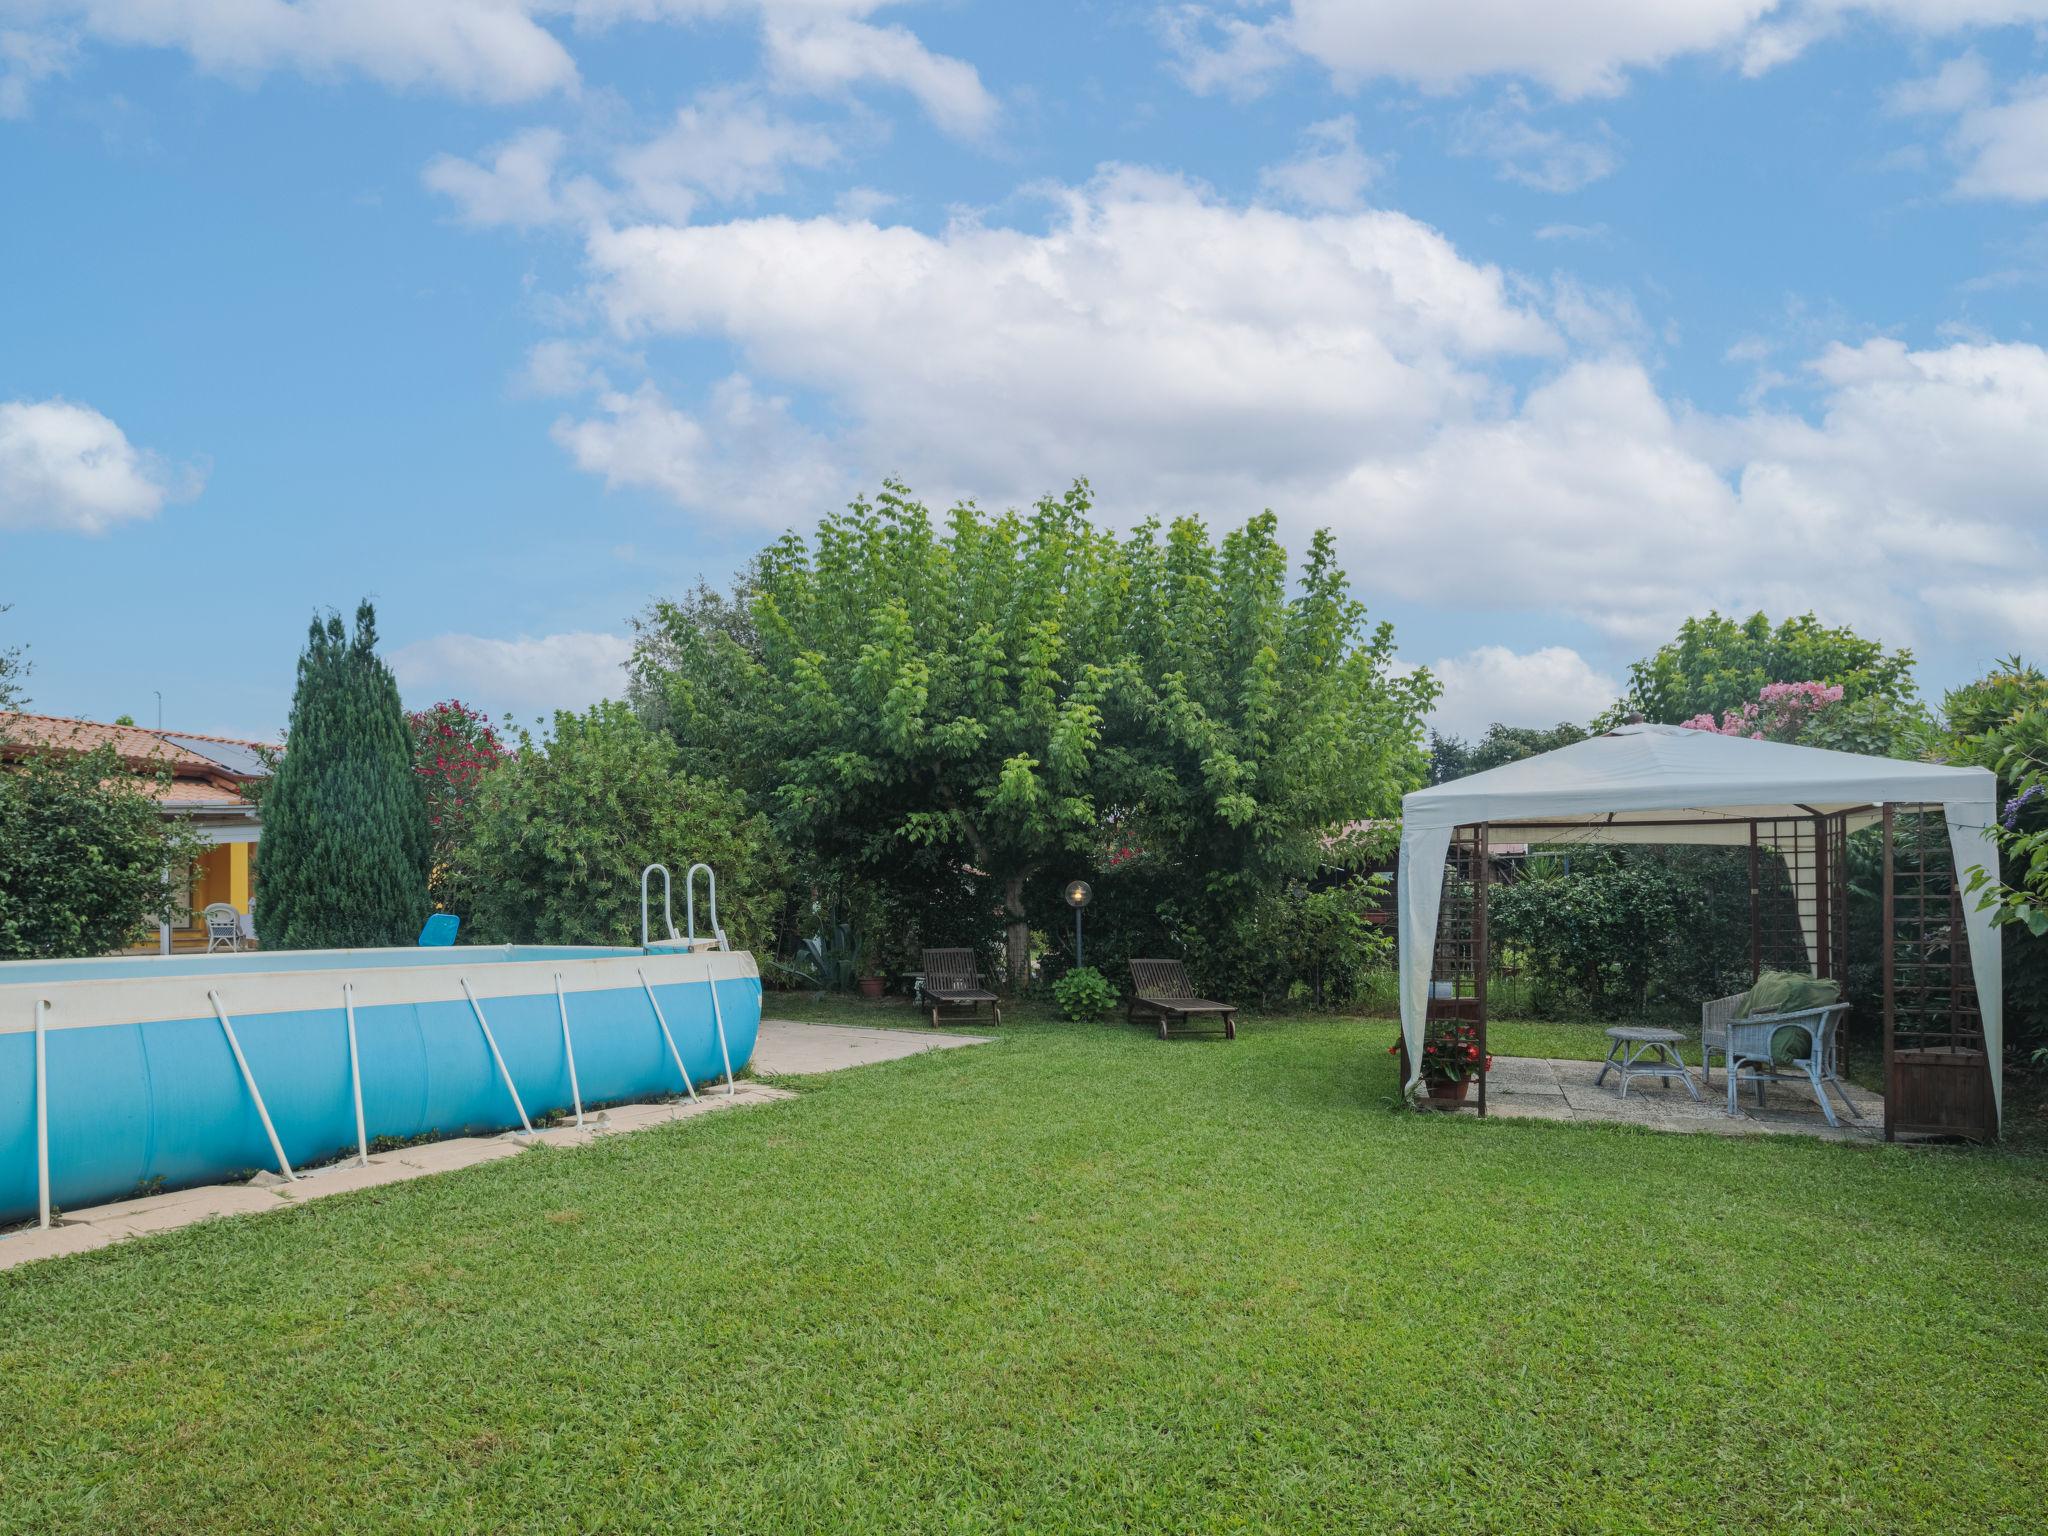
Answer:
top-left (1391, 1022), bottom-right (1491, 1101)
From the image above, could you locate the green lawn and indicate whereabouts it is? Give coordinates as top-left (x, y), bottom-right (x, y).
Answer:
top-left (3, 1010), bottom-right (2044, 1534)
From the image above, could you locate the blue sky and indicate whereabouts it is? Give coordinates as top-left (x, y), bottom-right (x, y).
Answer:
top-left (3, 1), bottom-right (2046, 742)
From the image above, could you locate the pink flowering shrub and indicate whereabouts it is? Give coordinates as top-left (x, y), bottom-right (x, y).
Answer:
top-left (1680, 681), bottom-right (1845, 742)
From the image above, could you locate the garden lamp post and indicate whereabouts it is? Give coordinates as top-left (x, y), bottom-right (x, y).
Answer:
top-left (1064, 879), bottom-right (1092, 969)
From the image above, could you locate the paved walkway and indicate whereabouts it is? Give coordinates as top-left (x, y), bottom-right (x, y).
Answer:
top-left (2, 1021), bottom-right (987, 1273)
top-left (751, 1018), bottom-right (989, 1076)
top-left (1483, 1053), bottom-right (1885, 1140)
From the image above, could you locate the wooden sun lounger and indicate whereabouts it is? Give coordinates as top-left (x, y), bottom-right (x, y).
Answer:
top-left (921, 948), bottom-right (1001, 1030)
top-left (1128, 958), bottom-right (1237, 1041)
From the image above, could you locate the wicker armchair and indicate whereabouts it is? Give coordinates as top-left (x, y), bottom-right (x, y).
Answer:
top-left (202, 902), bottom-right (243, 953)
top-left (1701, 993), bottom-right (1857, 1127)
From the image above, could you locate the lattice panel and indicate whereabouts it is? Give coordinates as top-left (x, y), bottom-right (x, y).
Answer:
top-left (1884, 805), bottom-right (1983, 1055)
top-left (1432, 827), bottom-right (1487, 1001)
top-left (1750, 815), bottom-right (1849, 983)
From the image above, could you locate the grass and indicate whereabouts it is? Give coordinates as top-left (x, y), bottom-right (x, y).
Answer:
top-left (3, 1011), bottom-right (2045, 1534)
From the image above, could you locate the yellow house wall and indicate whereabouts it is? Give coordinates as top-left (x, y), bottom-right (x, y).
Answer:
top-left (175, 843), bottom-right (253, 934)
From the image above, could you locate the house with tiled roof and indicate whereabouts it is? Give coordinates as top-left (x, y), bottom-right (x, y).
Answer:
top-left (0, 712), bottom-right (275, 952)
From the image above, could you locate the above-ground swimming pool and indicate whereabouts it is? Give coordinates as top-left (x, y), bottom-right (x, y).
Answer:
top-left (0, 937), bottom-right (762, 1228)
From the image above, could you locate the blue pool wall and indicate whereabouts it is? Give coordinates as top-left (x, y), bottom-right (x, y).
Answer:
top-left (0, 950), bottom-right (760, 1224)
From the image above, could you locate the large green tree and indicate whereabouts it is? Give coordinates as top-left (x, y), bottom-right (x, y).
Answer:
top-left (641, 481), bottom-right (1433, 987)
top-left (259, 602), bottom-right (430, 948)
top-left (1621, 611), bottom-right (1917, 725)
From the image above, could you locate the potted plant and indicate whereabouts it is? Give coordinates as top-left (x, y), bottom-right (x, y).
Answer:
top-left (1392, 1022), bottom-right (1491, 1101)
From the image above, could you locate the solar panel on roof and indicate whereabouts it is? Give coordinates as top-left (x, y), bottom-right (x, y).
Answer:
top-left (157, 734), bottom-right (271, 777)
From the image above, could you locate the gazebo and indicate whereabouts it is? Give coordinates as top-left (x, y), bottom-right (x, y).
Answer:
top-left (1396, 725), bottom-right (2005, 1140)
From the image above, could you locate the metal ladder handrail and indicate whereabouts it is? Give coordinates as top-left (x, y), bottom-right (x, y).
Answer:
top-left (685, 863), bottom-right (727, 951)
top-left (641, 863), bottom-right (680, 948)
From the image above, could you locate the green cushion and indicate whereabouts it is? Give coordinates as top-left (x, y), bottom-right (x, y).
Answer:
top-left (1738, 969), bottom-right (1840, 1020)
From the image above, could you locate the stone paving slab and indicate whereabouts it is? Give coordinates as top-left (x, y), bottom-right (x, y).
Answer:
top-left (1, 1084), bottom-right (794, 1273)
top-left (751, 1018), bottom-right (989, 1076)
top-left (1482, 1054), bottom-right (1885, 1140)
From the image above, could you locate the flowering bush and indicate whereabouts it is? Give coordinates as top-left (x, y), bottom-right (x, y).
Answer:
top-left (1680, 680), bottom-right (1844, 742)
top-left (409, 699), bottom-right (507, 915)
top-left (1390, 1021), bottom-right (1491, 1082)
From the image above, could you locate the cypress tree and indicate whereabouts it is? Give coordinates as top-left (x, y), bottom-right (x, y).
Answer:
top-left (259, 601), bottom-right (431, 948)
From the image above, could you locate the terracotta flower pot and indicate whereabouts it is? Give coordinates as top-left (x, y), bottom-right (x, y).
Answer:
top-left (857, 976), bottom-right (885, 999)
top-left (1424, 1074), bottom-right (1471, 1102)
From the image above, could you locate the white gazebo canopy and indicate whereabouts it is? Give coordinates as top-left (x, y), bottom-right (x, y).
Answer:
top-left (1396, 724), bottom-right (2003, 1109)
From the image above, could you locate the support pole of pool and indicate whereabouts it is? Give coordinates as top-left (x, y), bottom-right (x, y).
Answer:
top-left (706, 963), bottom-right (736, 1098)
top-left (638, 967), bottom-right (699, 1105)
top-left (554, 973), bottom-right (584, 1128)
top-left (460, 979), bottom-right (534, 1136)
top-left (343, 983), bottom-right (369, 1167)
top-left (34, 998), bottom-right (51, 1229)
top-left (207, 989), bottom-right (297, 1182)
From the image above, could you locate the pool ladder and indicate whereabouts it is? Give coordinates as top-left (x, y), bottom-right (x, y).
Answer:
top-left (641, 862), bottom-right (727, 952)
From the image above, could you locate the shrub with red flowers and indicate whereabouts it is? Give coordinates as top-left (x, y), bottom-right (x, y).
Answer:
top-left (1394, 1020), bottom-right (1491, 1083)
top-left (408, 699), bottom-right (507, 915)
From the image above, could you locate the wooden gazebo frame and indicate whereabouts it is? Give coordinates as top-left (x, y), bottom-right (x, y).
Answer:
top-left (1402, 804), bottom-right (1996, 1140)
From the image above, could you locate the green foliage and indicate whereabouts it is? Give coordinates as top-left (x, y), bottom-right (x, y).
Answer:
top-left (1622, 611), bottom-right (1917, 725)
top-left (1943, 658), bottom-right (2048, 1052)
top-left (457, 702), bottom-right (787, 951)
top-left (258, 602), bottom-right (431, 949)
top-left (0, 743), bottom-right (205, 959)
top-left (1429, 722), bottom-right (1590, 784)
top-left (1051, 964), bottom-right (1117, 1020)
top-left (0, 602), bottom-right (26, 714)
top-left (633, 481), bottom-right (1432, 990)
top-left (626, 568), bottom-right (765, 785)
top-left (1272, 877), bottom-right (1393, 1008)
top-left (1490, 852), bottom-right (1749, 1019)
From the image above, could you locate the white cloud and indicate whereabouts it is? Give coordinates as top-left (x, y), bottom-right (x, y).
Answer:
top-left (551, 375), bottom-right (849, 522)
top-left (1923, 580), bottom-right (2048, 652)
top-left (562, 1), bottom-right (997, 133)
top-left (1952, 78), bottom-right (2048, 202)
top-left (614, 88), bottom-right (838, 212)
top-left (13, 0), bottom-right (990, 127)
top-left (1161, 1), bottom-right (2048, 100)
top-left (1886, 51), bottom-right (1991, 116)
top-left (1344, 339), bottom-right (2048, 643)
top-left (1428, 646), bottom-right (1619, 737)
top-left (424, 92), bottom-right (839, 229)
top-left (585, 167), bottom-right (1555, 507)
top-left (1450, 91), bottom-right (1619, 191)
top-left (0, 26), bottom-right (74, 118)
top-left (0, 397), bottom-right (195, 534)
top-left (760, 12), bottom-right (995, 136)
top-left (1258, 114), bottom-right (1383, 211)
top-left (424, 127), bottom-right (592, 228)
top-left (548, 169), bottom-right (2048, 660)
top-left (392, 629), bottom-right (633, 719)
top-left (27, 0), bottom-right (578, 104)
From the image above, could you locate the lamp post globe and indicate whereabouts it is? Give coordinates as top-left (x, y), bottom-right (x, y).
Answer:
top-left (1064, 880), bottom-right (1092, 969)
